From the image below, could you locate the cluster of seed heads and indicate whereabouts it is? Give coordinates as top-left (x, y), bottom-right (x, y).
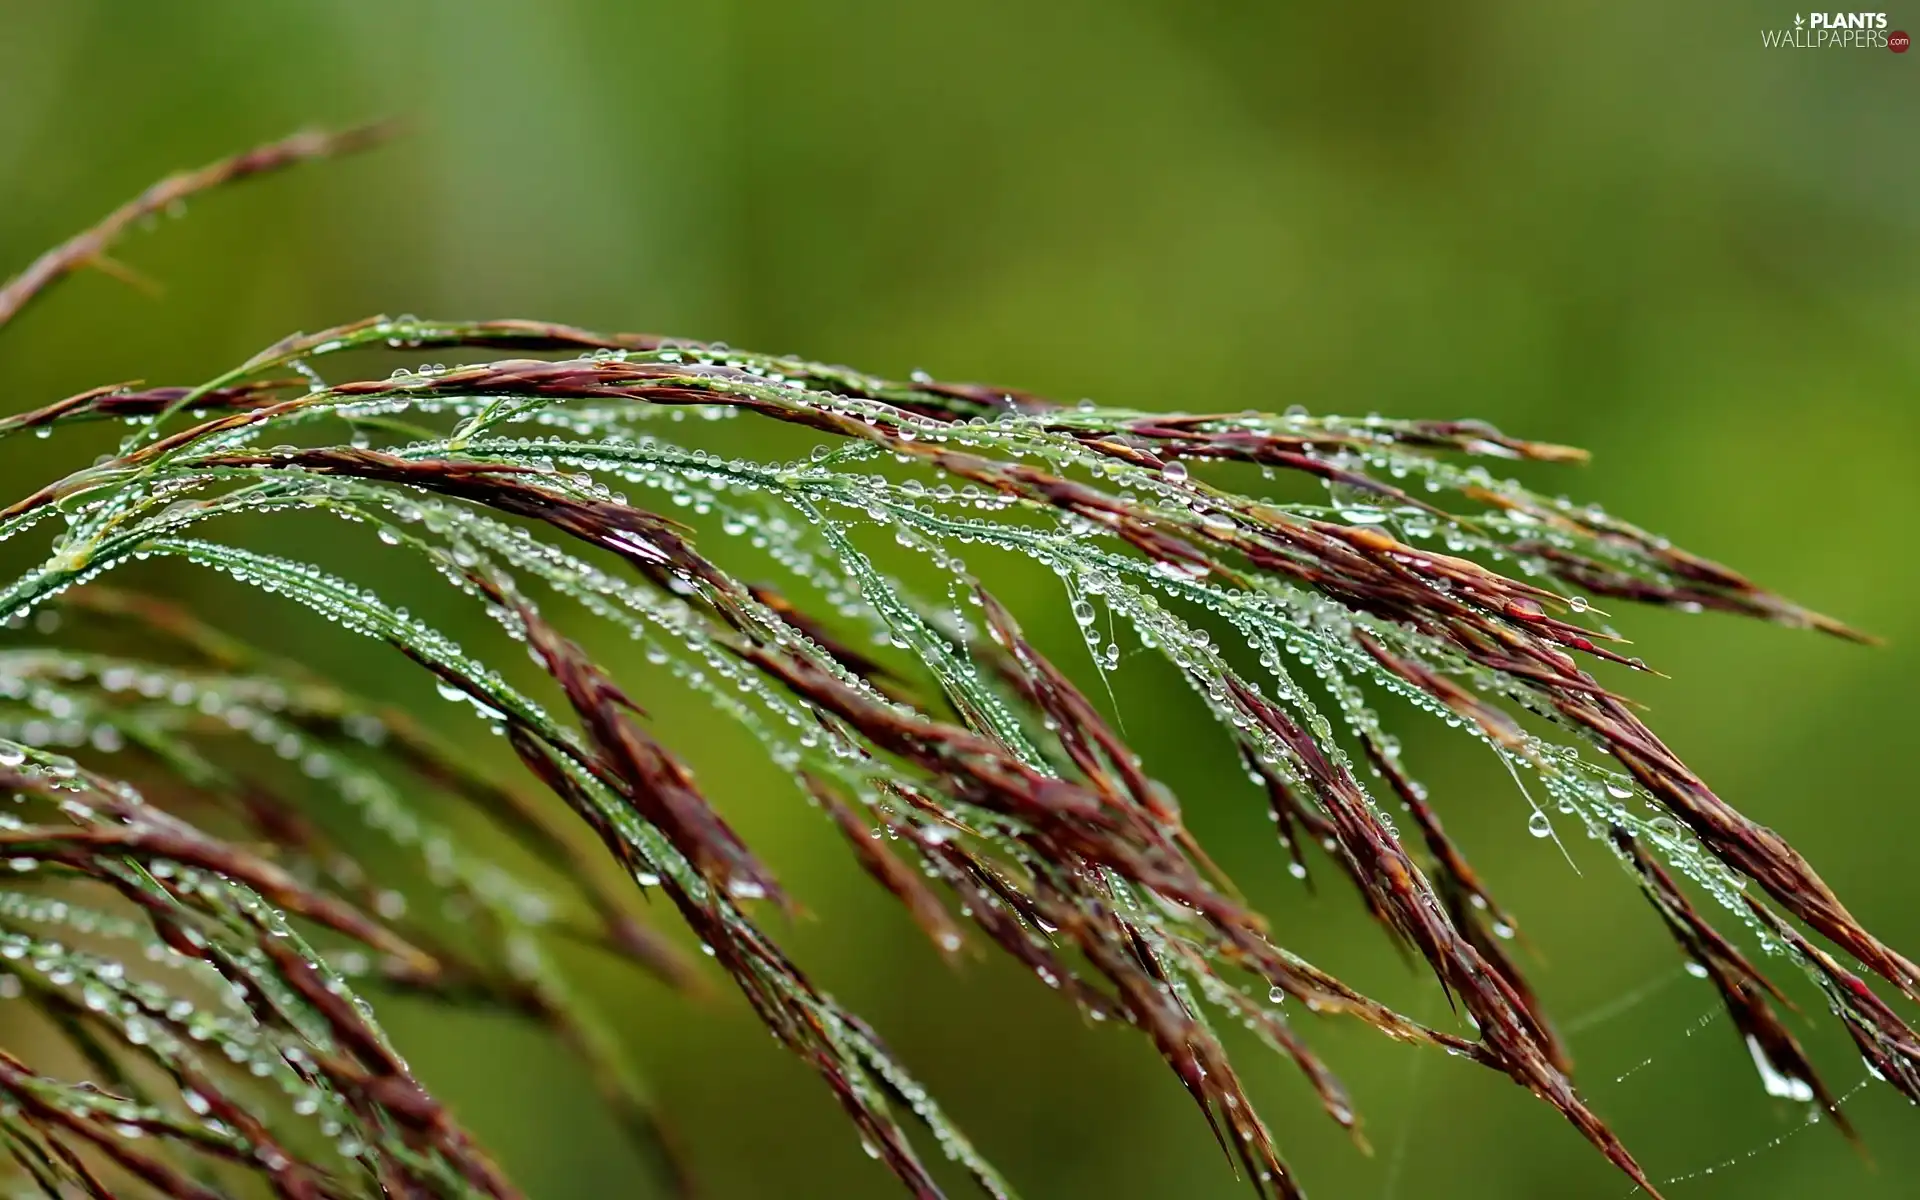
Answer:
top-left (0, 125), bottom-right (1906, 1200)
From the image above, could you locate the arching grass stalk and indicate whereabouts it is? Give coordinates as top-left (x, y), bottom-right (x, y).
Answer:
top-left (0, 128), bottom-right (1909, 1200)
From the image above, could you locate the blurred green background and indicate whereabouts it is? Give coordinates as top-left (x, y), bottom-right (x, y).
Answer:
top-left (1, 2), bottom-right (1916, 1197)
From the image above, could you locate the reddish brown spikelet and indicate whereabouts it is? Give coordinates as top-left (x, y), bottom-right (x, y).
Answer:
top-left (1616, 832), bottom-right (1854, 1140)
top-left (500, 587), bottom-right (781, 905)
top-left (749, 584), bottom-right (907, 697)
top-left (1223, 676), bottom-right (1662, 1195)
top-left (1361, 734), bottom-right (1570, 1073)
top-left (0, 123), bottom-right (392, 330)
top-left (808, 773), bottom-right (967, 958)
top-left (1746, 900), bottom-right (1920, 1106)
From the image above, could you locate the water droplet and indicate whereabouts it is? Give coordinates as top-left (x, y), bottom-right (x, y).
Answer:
top-left (1746, 1035), bottom-right (1815, 1102)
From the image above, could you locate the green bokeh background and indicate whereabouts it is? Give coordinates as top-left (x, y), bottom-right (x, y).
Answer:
top-left (1, 3), bottom-right (1916, 1197)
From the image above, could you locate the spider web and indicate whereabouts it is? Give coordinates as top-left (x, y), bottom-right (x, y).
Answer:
top-left (1379, 961), bottom-right (1889, 1198)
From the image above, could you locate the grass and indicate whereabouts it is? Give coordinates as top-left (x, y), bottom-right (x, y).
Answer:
top-left (0, 126), bottom-right (1909, 1200)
